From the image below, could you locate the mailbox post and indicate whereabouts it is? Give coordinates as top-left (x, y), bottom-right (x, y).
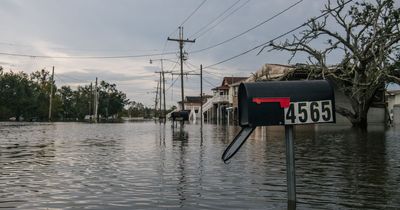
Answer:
top-left (222, 80), bottom-right (336, 206)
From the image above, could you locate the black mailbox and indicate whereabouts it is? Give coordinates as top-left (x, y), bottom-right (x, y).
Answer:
top-left (239, 80), bottom-right (335, 127)
top-left (171, 110), bottom-right (189, 121)
top-left (223, 80), bottom-right (336, 203)
top-left (223, 80), bottom-right (336, 162)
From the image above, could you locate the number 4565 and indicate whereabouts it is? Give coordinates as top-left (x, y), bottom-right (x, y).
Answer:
top-left (284, 100), bottom-right (333, 124)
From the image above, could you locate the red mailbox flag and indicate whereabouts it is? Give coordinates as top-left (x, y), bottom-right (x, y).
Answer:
top-left (252, 97), bottom-right (290, 108)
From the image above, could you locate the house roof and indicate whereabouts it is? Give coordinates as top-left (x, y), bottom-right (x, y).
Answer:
top-left (178, 95), bottom-right (212, 104)
top-left (212, 77), bottom-right (248, 90)
top-left (387, 89), bottom-right (400, 95)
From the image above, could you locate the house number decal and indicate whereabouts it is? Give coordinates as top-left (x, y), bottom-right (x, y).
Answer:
top-left (284, 100), bottom-right (333, 124)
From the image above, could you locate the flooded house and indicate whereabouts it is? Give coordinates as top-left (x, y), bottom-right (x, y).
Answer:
top-left (202, 77), bottom-right (247, 124)
top-left (387, 90), bottom-right (400, 124)
top-left (177, 95), bottom-right (211, 123)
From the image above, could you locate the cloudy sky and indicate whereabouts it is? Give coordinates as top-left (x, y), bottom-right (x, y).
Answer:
top-left (0, 0), bottom-right (352, 107)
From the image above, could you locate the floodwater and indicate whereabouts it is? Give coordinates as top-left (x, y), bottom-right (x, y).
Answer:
top-left (0, 122), bottom-right (399, 209)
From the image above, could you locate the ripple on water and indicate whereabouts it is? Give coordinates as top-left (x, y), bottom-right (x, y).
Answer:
top-left (0, 122), bottom-right (399, 209)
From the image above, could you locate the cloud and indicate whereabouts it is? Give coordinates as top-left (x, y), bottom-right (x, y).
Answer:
top-left (0, 0), bottom-right (349, 106)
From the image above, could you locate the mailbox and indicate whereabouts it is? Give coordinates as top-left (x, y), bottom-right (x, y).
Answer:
top-left (171, 110), bottom-right (189, 121)
top-left (223, 80), bottom-right (336, 162)
top-left (239, 80), bottom-right (335, 127)
top-left (223, 80), bottom-right (336, 204)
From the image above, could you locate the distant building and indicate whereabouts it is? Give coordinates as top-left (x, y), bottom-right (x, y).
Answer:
top-left (387, 90), bottom-right (400, 124)
top-left (203, 77), bottom-right (247, 123)
top-left (178, 95), bottom-right (211, 122)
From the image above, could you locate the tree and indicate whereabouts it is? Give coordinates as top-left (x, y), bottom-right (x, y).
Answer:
top-left (30, 69), bottom-right (55, 120)
top-left (270, 0), bottom-right (400, 128)
top-left (58, 86), bottom-right (75, 120)
top-left (0, 70), bottom-right (37, 120)
top-left (98, 81), bottom-right (129, 119)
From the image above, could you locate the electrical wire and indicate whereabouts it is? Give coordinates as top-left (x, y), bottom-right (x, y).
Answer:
top-left (203, 77), bottom-right (218, 87)
top-left (193, 0), bottom-right (251, 40)
top-left (203, 0), bottom-right (353, 69)
top-left (189, 0), bottom-right (243, 38)
top-left (180, 0), bottom-right (208, 27)
top-left (54, 75), bottom-right (68, 85)
top-left (0, 51), bottom-right (178, 59)
top-left (57, 74), bottom-right (91, 83)
top-left (203, 70), bottom-right (224, 78)
top-left (190, 0), bottom-right (303, 54)
top-left (0, 41), bottom-right (162, 53)
top-left (166, 76), bottom-right (179, 92)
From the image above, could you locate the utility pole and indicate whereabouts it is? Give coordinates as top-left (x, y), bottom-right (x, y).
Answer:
top-left (200, 64), bottom-right (203, 127)
top-left (151, 59), bottom-right (173, 121)
top-left (155, 80), bottom-right (159, 117)
top-left (161, 59), bottom-right (166, 120)
top-left (94, 77), bottom-right (98, 123)
top-left (167, 26), bottom-right (195, 111)
top-left (48, 66), bottom-right (54, 122)
top-left (159, 72), bottom-right (162, 114)
top-left (89, 82), bottom-right (92, 122)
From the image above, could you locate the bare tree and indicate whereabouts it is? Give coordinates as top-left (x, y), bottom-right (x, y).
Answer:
top-left (270, 0), bottom-right (400, 128)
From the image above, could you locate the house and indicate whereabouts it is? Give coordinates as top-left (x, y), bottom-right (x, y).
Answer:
top-left (178, 95), bottom-right (211, 122)
top-left (202, 77), bottom-right (247, 124)
top-left (387, 90), bottom-right (400, 124)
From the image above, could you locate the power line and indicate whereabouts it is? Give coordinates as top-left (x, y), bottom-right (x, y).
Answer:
top-left (203, 70), bottom-right (224, 78)
top-left (189, 0), bottom-right (243, 38)
top-left (203, 77), bottom-right (218, 88)
top-left (160, 0), bottom-right (207, 58)
top-left (0, 41), bottom-right (162, 53)
top-left (203, 0), bottom-right (352, 69)
top-left (54, 75), bottom-right (68, 85)
top-left (166, 76), bottom-right (180, 92)
top-left (180, 0), bottom-right (208, 27)
top-left (57, 74), bottom-right (91, 83)
top-left (0, 51), bottom-right (178, 59)
top-left (193, 0), bottom-right (251, 39)
top-left (189, 0), bottom-right (303, 54)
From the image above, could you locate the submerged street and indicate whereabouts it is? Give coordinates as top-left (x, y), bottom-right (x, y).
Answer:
top-left (0, 122), bottom-right (399, 209)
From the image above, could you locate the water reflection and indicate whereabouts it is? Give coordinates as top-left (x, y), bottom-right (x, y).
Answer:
top-left (0, 122), bottom-right (399, 209)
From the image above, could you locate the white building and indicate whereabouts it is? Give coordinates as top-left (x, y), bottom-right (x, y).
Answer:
top-left (202, 77), bottom-right (247, 124)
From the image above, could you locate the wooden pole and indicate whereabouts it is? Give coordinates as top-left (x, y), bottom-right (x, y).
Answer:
top-left (200, 64), bottom-right (203, 127)
top-left (48, 66), bottom-right (54, 121)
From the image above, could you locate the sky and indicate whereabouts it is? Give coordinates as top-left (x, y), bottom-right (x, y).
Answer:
top-left (0, 0), bottom-right (371, 107)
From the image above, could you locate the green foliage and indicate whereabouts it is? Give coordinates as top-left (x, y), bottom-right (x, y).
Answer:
top-left (0, 70), bottom-right (38, 120)
top-left (0, 68), bottom-right (132, 121)
top-left (124, 101), bottom-right (153, 118)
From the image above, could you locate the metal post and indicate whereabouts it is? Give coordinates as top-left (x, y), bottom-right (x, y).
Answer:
top-left (285, 125), bottom-right (296, 205)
